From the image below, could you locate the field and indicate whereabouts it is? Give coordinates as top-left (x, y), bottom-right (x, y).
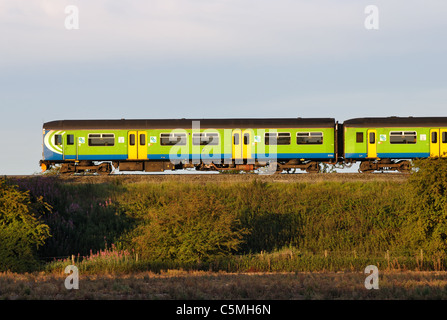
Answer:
top-left (2, 160), bottom-right (447, 300)
top-left (2, 270), bottom-right (447, 300)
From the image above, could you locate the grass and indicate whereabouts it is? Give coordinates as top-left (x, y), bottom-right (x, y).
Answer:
top-left (2, 269), bottom-right (447, 300)
top-left (7, 173), bottom-right (441, 274)
top-left (5, 168), bottom-right (447, 300)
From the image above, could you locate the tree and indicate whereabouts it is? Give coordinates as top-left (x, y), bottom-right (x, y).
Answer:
top-left (402, 158), bottom-right (447, 261)
top-left (0, 179), bottom-right (51, 272)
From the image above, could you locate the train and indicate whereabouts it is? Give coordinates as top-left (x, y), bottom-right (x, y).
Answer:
top-left (39, 117), bottom-right (447, 174)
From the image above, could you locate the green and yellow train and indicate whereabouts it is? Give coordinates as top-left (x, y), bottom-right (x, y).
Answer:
top-left (39, 117), bottom-right (447, 174)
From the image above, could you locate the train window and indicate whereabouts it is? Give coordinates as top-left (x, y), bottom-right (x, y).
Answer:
top-left (55, 134), bottom-right (62, 146)
top-left (296, 132), bottom-right (323, 145)
top-left (432, 132), bottom-right (438, 143)
top-left (356, 132), bottom-right (363, 143)
top-left (67, 134), bottom-right (74, 145)
top-left (233, 133), bottom-right (239, 145)
top-left (192, 132), bottom-right (219, 146)
top-left (265, 133), bottom-right (276, 145)
top-left (88, 133), bottom-right (115, 146)
top-left (129, 134), bottom-right (135, 146)
top-left (369, 132), bottom-right (375, 144)
top-left (160, 133), bottom-right (187, 146)
top-left (265, 132), bottom-right (290, 145)
top-left (389, 131), bottom-right (416, 144)
top-left (244, 133), bottom-right (249, 145)
top-left (140, 134), bottom-right (146, 146)
top-left (443, 132), bottom-right (447, 144)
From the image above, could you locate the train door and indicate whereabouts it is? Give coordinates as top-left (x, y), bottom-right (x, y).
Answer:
top-left (63, 133), bottom-right (77, 160)
top-left (430, 129), bottom-right (440, 157)
top-left (232, 129), bottom-right (242, 163)
top-left (242, 130), bottom-right (252, 161)
top-left (232, 129), bottom-right (252, 163)
top-left (441, 129), bottom-right (447, 157)
top-left (137, 132), bottom-right (148, 160)
top-left (128, 131), bottom-right (148, 160)
top-left (367, 129), bottom-right (377, 158)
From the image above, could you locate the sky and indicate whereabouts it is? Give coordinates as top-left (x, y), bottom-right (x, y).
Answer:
top-left (0, 0), bottom-right (446, 174)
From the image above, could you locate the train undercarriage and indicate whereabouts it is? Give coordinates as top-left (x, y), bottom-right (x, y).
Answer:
top-left (357, 159), bottom-right (412, 173)
top-left (40, 158), bottom-right (413, 175)
top-left (39, 158), bottom-right (335, 175)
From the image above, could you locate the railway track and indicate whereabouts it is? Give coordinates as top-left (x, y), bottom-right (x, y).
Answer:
top-left (3, 172), bottom-right (410, 184)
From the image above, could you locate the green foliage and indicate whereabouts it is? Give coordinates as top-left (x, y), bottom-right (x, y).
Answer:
top-left (0, 179), bottom-right (51, 272)
top-left (13, 163), bottom-right (447, 273)
top-left (400, 158), bottom-right (447, 259)
top-left (126, 191), bottom-right (247, 263)
top-left (12, 177), bottom-right (134, 259)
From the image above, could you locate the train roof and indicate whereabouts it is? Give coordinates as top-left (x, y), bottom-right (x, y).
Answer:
top-left (43, 118), bottom-right (336, 130)
top-left (343, 117), bottom-right (447, 127)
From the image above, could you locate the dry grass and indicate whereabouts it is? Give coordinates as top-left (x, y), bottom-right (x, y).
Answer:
top-left (17, 172), bottom-right (410, 185)
top-left (1, 270), bottom-right (447, 300)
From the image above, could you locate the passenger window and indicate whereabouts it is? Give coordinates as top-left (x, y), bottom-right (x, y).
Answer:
top-left (193, 132), bottom-right (219, 146)
top-left (67, 134), bottom-right (74, 145)
top-left (265, 132), bottom-right (291, 145)
top-left (356, 132), bottom-right (363, 143)
top-left (443, 132), bottom-right (447, 144)
top-left (89, 133), bottom-right (115, 146)
top-left (296, 132), bottom-right (323, 145)
top-left (389, 131), bottom-right (416, 144)
top-left (55, 134), bottom-right (62, 146)
top-left (160, 133), bottom-right (187, 146)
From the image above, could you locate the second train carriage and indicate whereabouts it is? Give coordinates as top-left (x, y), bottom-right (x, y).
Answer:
top-left (343, 117), bottom-right (447, 172)
top-left (40, 118), bottom-right (337, 174)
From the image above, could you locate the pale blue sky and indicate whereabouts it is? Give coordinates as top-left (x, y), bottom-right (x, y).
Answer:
top-left (1, 0), bottom-right (446, 174)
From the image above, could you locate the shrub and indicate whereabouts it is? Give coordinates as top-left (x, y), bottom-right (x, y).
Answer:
top-left (127, 192), bottom-right (247, 263)
top-left (0, 179), bottom-right (51, 272)
top-left (400, 158), bottom-right (447, 260)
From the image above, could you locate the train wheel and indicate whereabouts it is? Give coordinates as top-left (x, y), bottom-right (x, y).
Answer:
top-left (305, 162), bottom-right (320, 173)
top-left (397, 160), bottom-right (411, 173)
top-left (97, 163), bottom-right (112, 175)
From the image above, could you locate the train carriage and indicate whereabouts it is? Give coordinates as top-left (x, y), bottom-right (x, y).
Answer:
top-left (343, 117), bottom-right (447, 172)
top-left (40, 118), bottom-right (337, 174)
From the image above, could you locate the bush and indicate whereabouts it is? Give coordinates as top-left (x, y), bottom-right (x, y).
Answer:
top-left (400, 158), bottom-right (447, 260)
top-left (126, 191), bottom-right (247, 263)
top-left (12, 177), bottom-right (134, 259)
top-left (0, 179), bottom-right (51, 272)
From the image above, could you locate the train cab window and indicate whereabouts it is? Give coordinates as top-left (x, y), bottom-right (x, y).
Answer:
top-left (192, 132), bottom-right (219, 146)
top-left (265, 132), bottom-right (290, 145)
top-left (67, 134), bottom-right (74, 145)
top-left (389, 131), bottom-right (416, 144)
top-left (55, 134), bottom-right (62, 146)
top-left (140, 134), bottom-right (146, 146)
top-left (88, 133), bottom-right (115, 146)
top-left (160, 133), bottom-right (187, 146)
top-left (296, 132), bottom-right (323, 145)
top-left (432, 132), bottom-right (438, 143)
top-left (356, 132), bottom-right (363, 143)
